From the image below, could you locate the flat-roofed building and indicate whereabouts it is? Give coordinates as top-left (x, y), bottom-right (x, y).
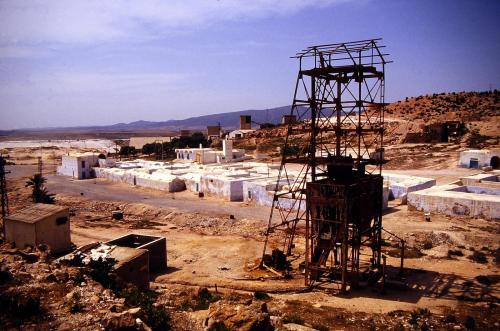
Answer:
top-left (4, 204), bottom-right (71, 254)
top-left (57, 152), bottom-right (100, 179)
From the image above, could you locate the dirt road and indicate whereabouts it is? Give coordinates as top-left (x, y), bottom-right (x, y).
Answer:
top-left (45, 173), bottom-right (274, 222)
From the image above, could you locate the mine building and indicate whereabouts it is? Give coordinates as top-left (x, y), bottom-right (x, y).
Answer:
top-left (57, 152), bottom-right (101, 179)
top-left (4, 204), bottom-right (72, 254)
top-left (459, 149), bottom-right (500, 169)
top-left (207, 125), bottom-right (222, 140)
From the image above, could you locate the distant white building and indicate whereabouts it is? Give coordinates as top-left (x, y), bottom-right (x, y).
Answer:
top-left (228, 129), bottom-right (255, 139)
top-left (57, 152), bottom-right (100, 179)
top-left (459, 149), bottom-right (500, 169)
top-left (175, 139), bottom-right (246, 164)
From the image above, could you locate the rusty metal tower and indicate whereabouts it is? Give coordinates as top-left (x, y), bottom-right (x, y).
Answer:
top-left (262, 39), bottom-right (389, 292)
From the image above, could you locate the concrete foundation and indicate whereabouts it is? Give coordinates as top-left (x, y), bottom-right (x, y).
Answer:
top-left (107, 234), bottom-right (167, 272)
top-left (408, 173), bottom-right (500, 220)
top-left (88, 158), bottom-right (435, 211)
top-left (175, 139), bottom-right (246, 164)
top-left (382, 173), bottom-right (436, 201)
top-left (109, 246), bottom-right (150, 289)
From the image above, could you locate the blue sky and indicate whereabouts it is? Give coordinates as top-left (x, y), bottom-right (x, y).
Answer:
top-left (0, 0), bottom-right (499, 129)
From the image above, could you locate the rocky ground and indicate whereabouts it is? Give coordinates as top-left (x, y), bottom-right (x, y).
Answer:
top-left (1, 159), bottom-right (499, 330)
top-left (2, 242), bottom-right (498, 330)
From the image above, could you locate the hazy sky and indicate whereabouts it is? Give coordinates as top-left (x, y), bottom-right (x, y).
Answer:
top-left (0, 0), bottom-right (499, 130)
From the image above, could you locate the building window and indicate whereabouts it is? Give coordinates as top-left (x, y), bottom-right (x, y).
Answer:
top-left (81, 160), bottom-right (86, 168)
top-left (56, 217), bottom-right (68, 225)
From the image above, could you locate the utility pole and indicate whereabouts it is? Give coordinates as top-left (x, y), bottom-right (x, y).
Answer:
top-left (37, 156), bottom-right (43, 176)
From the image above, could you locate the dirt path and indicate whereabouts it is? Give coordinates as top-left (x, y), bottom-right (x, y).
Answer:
top-left (45, 174), bottom-right (274, 221)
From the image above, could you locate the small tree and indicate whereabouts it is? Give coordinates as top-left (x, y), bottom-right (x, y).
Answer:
top-left (119, 146), bottom-right (136, 156)
top-left (25, 174), bottom-right (55, 204)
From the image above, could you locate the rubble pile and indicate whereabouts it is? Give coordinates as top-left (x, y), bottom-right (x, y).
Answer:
top-left (179, 213), bottom-right (267, 237)
top-left (0, 244), bottom-right (162, 330)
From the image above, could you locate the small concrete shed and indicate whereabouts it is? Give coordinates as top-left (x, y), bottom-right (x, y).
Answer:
top-left (4, 204), bottom-right (71, 254)
top-left (107, 234), bottom-right (167, 272)
top-left (108, 246), bottom-right (150, 289)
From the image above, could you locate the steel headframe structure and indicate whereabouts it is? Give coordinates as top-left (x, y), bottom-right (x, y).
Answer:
top-left (262, 39), bottom-right (389, 292)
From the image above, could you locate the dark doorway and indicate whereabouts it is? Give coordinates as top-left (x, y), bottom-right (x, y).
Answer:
top-left (491, 156), bottom-right (500, 169)
top-left (469, 158), bottom-right (479, 169)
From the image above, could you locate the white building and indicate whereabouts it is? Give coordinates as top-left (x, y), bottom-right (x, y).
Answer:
top-left (459, 149), bottom-right (500, 169)
top-left (57, 153), bottom-right (100, 179)
top-left (175, 139), bottom-right (246, 164)
top-left (228, 129), bottom-right (255, 139)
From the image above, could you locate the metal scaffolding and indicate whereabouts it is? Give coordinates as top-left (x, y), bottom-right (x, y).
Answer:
top-left (262, 39), bottom-right (390, 292)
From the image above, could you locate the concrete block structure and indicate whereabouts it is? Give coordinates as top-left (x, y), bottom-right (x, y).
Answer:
top-left (94, 164), bottom-right (186, 193)
top-left (408, 173), bottom-right (500, 220)
top-left (109, 246), bottom-right (150, 289)
top-left (228, 129), bottom-right (255, 139)
top-left (107, 234), bottom-right (167, 272)
top-left (240, 115), bottom-right (252, 130)
top-left (207, 125), bottom-right (222, 140)
top-left (57, 152), bottom-right (99, 179)
top-left (92, 158), bottom-right (435, 210)
top-left (459, 149), bottom-right (500, 169)
top-left (382, 173), bottom-right (436, 201)
top-left (98, 158), bottom-right (116, 168)
top-left (460, 173), bottom-right (500, 189)
top-left (175, 139), bottom-right (246, 164)
top-left (4, 204), bottom-right (71, 254)
top-left (282, 115), bottom-right (297, 125)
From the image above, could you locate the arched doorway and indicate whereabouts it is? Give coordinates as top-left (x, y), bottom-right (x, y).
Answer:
top-left (491, 156), bottom-right (500, 169)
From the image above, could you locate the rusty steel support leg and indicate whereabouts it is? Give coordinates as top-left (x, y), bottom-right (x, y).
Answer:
top-left (381, 254), bottom-right (386, 294)
top-left (341, 223), bottom-right (348, 293)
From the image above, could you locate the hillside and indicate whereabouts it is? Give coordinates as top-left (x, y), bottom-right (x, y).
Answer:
top-left (386, 90), bottom-right (500, 137)
top-left (0, 106), bottom-right (295, 138)
top-left (109, 105), bottom-right (294, 130)
top-left (234, 91), bottom-right (500, 169)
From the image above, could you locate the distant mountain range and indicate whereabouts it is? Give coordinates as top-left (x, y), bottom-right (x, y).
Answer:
top-left (106, 105), bottom-right (294, 131)
top-left (1, 106), bottom-right (295, 135)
